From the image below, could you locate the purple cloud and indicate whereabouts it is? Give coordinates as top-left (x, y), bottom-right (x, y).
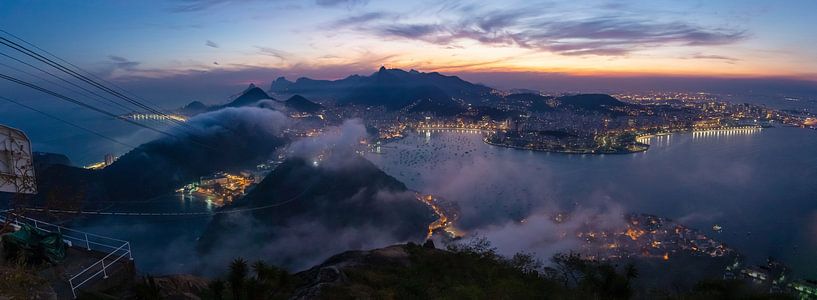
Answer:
top-left (334, 8), bottom-right (746, 56)
top-left (316, 0), bottom-right (367, 8)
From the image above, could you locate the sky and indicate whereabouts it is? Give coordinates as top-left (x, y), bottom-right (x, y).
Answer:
top-left (2, 1), bottom-right (816, 77)
top-left (0, 0), bottom-right (816, 107)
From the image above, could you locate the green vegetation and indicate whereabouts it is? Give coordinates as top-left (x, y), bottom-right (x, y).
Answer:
top-left (195, 239), bottom-right (645, 299)
top-left (191, 239), bottom-right (797, 300)
top-left (198, 258), bottom-right (300, 300)
top-left (0, 263), bottom-right (52, 298)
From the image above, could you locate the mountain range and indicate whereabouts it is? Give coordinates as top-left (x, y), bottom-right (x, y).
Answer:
top-left (178, 68), bottom-right (639, 119)
top-left (181, 84), bottom-right (324, 116)
top-left (270, 67), bottom-right (500, 115)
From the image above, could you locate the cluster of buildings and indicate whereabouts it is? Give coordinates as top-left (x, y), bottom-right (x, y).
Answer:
top-left (176, 171), bottom-right (256, 207)
top-left (613, 91), bottom-right (721, 103)
top-left (725, 257), bottom-right (817, 298)
top-left (323, 90), bottom-right (809, 154)
top-left (84, 153), bottom-right (117, 170)
top-left (574, 214), bottom-right (735, 261)
top-left (565, 212), bottom-right (816, 298)
top-left (418, 194), bottom-right (462, 239)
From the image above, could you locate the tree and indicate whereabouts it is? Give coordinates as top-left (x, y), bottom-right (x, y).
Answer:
top-left (510, 252), bottom-right (543, 275)
top-left (229, 258), bottom-right (248, 299)
top-left (549, 252), bottom-right (586, 288)
top-left (546, 252), bottom-right (635, 299)
top-left (252, 260), bottom-right (269, 281)
top-left (208, 279), bottom-right (225, 300)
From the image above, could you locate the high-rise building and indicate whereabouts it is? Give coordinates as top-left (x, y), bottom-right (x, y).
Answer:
top-left (104, 154), bottom-right (115, 166)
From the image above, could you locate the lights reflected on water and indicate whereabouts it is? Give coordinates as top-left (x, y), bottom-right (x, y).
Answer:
top-left (637, 127), bottom-right (762, 147)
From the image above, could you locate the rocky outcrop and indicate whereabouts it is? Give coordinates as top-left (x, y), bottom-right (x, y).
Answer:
top-left (290, 244), bottom-right (430, 299)
top-left (152, 275), bottom-right (210, 300)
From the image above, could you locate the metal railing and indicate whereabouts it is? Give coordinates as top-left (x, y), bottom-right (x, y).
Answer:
top-left (0, 211), bottom-right (133, 298)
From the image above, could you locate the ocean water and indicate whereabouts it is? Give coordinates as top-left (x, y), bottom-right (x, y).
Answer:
top-left (365, 127), bottom-right (817, 277)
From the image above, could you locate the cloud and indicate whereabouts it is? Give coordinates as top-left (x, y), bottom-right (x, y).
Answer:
top-left (287, 119), bottom-right (367, 161)
top-left (687, 53), bottom-right (741, 63)
top-left (335, 6), bottom-right (747, 56)
top-left (169, 0), bottom-right (250, 13)
top-left (184, 105), bottom-right (291, 138)
top-left (315, 0), bottom-right (367, 8)
top-left (170, 0), bottom-right (364, 12)
top-left (330, 11), bottom-right (389, 28)
top-left (471, 203), bottom-right (626, 262)
top-left (205, 40), bottom-right (220, 48)
top-left (108, 55), bottom-right (140, 70)
top-left (198, 188), bottom-right (423, 273)
top-left (255, 46), bottom-right (290, 61)
top-left (103, 55), bottom-right (196, 80)
top-left (379, 24), bottom-right (441, 39)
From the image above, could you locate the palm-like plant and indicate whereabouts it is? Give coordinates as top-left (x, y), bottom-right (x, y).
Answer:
top-left (252, 260), bottom-right (269, 281)
top-left (229, 258), bottom-right (249, 299)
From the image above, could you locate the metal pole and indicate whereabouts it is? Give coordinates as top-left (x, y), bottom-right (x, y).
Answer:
top-left (85, 233), bottom-right (90, 250)
top-left (102, 259), bottom-right (108, 279)
top-left (70, 280), bottom-right (76, 299)
top-left (33, 219), bottom-right (38, 229)
top-left (127, 242), bottom-right (133, 260)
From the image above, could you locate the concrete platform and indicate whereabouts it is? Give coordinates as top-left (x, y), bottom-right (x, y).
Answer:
top-left (0, 233), bottom-right (135, 299)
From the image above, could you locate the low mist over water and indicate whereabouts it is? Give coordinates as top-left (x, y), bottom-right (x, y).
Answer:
top-left (365, 127), bottom-right (817, 277)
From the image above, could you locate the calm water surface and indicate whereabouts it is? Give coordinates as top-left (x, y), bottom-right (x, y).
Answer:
top-left (365, 127), bottom-right (817, 277)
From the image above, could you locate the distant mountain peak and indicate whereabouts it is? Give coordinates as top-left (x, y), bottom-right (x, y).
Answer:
top-left (285, 94), bottom-right (323, 113)
top-left (270, 77), bottom-right (293, 92)
top-left (224, 85), bottom-right (273, 108)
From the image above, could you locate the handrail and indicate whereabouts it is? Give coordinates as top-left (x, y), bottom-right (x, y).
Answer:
top-left (1, 212), bottom-right (129, 243)
top-left (69, 242), bottom-right (128, 282)
top-left (0, 211), bottom-right (133, 299)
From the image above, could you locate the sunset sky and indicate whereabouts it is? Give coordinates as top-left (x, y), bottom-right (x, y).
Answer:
top-left (2, 0), bottom-right (816, 78)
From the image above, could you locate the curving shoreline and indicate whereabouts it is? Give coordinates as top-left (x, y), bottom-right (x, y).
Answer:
top-left (391, 125), bottom-right (765, 155)
top-left (482, 137), bottom-right (649, 154)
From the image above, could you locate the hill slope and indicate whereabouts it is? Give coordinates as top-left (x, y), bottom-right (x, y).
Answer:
top-left (223, 84), bottom-right (274, 108)
top-left (556, 94), bottom-right (631, 112)
top-left (285, 95), bottom-right (323, 113)
top-left (197, 155), bottom-right (436, 269)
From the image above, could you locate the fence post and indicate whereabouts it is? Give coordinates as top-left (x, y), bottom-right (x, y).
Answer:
top-left (102, 259), bottom-right (108, 279)
top-left (127, 242), bottom-right (133, 260)
top-left (70, 280), bottom-right (77, 299)
top-left (85, 233), bottom-right (91, 251)
top-left (33, 219), bottom-right (38, 229)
